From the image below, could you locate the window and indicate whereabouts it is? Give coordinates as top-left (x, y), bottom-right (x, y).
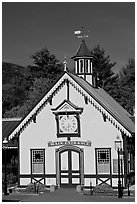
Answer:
top-left (31, 149), bottom-right (45, 174)
top-left (35, 153), bottom-right (41, 160)
top-left (97, 149), bottom-right (110, 163)
top-left (96, 148), bottom-right (111, 174)
top-left (32, 150), bottom-right (44, 163)
top-left (85, 60), bottom-right (89, 73)
top-left (80, 60), bottom-right (83, 73)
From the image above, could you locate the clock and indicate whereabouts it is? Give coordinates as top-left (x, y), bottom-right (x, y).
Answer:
top-left (52, 100), bottom-right (83, 138)
top-left (59, 115), bottom-right (77, 133)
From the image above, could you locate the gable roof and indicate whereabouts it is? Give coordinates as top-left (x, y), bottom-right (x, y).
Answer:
top-left (7, 71), bottom-right (134, 140)
top-left (71, 39), bottom-right (93, 59)
top-left (2, 118), bottom-right (21, 147)
top-left (68, 72), bottom-right (134, 134)
top-left (2, 118), bottom-right (21, 140)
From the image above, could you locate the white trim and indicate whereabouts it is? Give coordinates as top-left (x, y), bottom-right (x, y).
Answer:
top-left (88, 60), bottom-right (90, 73)
top-left (75, 61), bottom-right (77, 74)
top-left (2, 147), bottom-right (18, 149)
top-left (73, 57), bottom-right (92, 59)
top-left (2, 118), bottom-right (22, 121)
top-left (90, 62), bottom-right (93, 73)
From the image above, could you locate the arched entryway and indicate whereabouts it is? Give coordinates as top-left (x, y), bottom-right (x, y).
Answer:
top-left (56, 145), bottom-right (84, 187)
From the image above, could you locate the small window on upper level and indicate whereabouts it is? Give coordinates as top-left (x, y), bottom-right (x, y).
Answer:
top-left (80, 60), bottom-right (83, 73)
top-left (85, 60), bottom-right (89, 73)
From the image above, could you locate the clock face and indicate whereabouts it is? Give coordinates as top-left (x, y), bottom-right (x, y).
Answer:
top-left (59, 115), bottom-right (77, 133)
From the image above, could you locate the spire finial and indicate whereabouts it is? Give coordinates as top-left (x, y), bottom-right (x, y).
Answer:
top-left (74, 26), bottom-right (89, 39)
top-left (63, 56), bottom-right (67, 72)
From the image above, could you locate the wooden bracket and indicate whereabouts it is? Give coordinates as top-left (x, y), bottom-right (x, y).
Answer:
top-left (33, 114), bottom-right (36, 123)
top-left (48, 95), bottom-right (53, 105)
top-left (102, 113), bottom-right (107, 122)
top-left (84, 96), bottom-right (88, 104)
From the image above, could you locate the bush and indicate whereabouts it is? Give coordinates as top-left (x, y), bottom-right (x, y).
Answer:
top-left (127, 171), bottom-right (135, 185)
top-left (2, 172), bottom-right (17, 185)
top-left (93, 183), bottom-right (114, 195)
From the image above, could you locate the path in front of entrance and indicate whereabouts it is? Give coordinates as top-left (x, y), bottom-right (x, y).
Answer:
top-left (2, 188), bottom-right (135, 202)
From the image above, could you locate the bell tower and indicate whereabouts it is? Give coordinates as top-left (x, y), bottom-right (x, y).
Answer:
top-left (71, 39), bottom-right (96, 87)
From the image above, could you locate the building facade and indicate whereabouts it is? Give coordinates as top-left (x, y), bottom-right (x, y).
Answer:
top-left (6, 40), bottom-right (134, 188)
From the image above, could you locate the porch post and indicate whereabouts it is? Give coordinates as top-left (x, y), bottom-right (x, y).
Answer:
top-left (55, 149), bottom-right (60, 187)
top-left (121, 132), bottom-right (128, 187)
top-left (80, 149), bottom-right (84, 186)
top-left (17, 134), bottom-right (20, 187)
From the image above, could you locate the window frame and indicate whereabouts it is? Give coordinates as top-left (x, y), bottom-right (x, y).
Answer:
top-left (95, 148), bottom-right (112, 174)
top-left (30, 148), bottom-right (45, 175)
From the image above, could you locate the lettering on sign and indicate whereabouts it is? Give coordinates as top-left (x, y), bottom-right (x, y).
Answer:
top-left (48, 140), bottom-right (91, 147)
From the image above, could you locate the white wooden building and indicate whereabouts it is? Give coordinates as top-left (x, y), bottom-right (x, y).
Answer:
top-left (7, 40), bottom-right (134, 188)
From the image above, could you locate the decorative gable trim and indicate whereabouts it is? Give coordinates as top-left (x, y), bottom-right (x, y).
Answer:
top-left (51, 99), bottom-right (83, 114)
top-left (8, 72), bottom-right (133, 140)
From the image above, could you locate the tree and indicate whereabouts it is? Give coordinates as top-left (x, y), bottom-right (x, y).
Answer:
top-left (3, 47), bottom-right (64, 118)
top-left (90, 45), bottom-right (135, 115)
top-left (3, 74), bottom-right (63, 118)
top-left (2, 62), bottom-right (31, 116)
top-left (104, 59), bottom-right (135, 115)
top-left (29, 47), bottom-right (63, 79)
top-left (3, 76), bottom-right (61, 118)
top-left (91, 45), bottom-right (116, 88)
top-left (117, 59), bottom-right (135, 115)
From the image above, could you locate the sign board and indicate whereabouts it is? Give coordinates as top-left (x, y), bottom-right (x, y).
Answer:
top-left (48, 140), bottom-right (91, 147)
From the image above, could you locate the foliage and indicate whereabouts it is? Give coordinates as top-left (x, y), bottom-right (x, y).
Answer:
top-left (2, 62), bottom-right (31, 115)
top-left (93, 183), bottom-right (115, 196)
top-left (91, 45), bottom-right (116, 88)
top-left (3, 47), bottom-right (63, 118)
top-left (2, 170), bottom-right (17, 185)
top-left (90, 45), bottom-right (135, 115)
top-left (2, 62), bottom-right (30, 86)
top-left (107, 59), bottom-right (135, 115)
top-left (119, 59), bottom-right (135, 115)
top-left (29, 47), bottom-right (63, 78)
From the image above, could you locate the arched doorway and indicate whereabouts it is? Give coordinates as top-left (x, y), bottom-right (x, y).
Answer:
top-left (56, 145), bottom-right (84, 187)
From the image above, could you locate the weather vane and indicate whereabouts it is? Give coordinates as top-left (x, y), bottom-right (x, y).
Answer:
top-left (74, 26), bottom-right (89, 39)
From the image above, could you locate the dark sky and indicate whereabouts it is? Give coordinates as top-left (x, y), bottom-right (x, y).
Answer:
top-left (2, 2), bottom-right (135, 74)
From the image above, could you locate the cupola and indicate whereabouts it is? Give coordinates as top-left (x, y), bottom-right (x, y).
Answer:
top-left (71, 39), bottom-right (96, 87)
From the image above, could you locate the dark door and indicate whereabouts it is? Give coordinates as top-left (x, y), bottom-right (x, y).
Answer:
top-left (59, 149), bottom-right (80, 187)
